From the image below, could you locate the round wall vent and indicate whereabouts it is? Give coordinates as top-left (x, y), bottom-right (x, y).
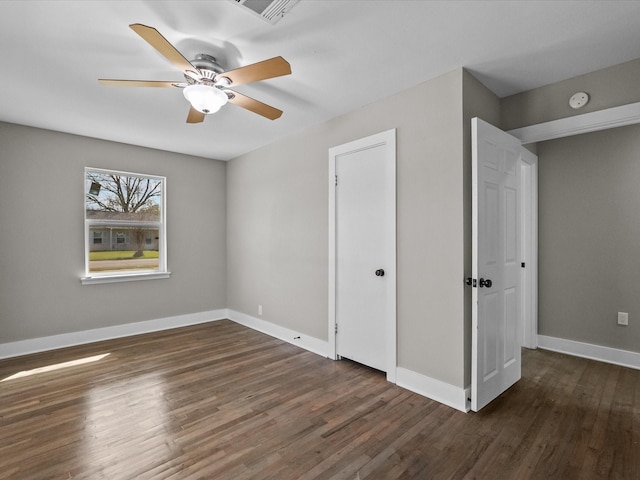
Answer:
top-left (569, 92), bottom-right (590, 109)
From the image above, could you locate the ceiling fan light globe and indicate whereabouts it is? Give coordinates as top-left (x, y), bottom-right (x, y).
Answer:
top-left (183, 84), bottom-right (228, 114)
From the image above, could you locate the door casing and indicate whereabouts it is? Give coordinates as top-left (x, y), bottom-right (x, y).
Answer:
top-left (520, 151), bottom-right (538, 349)
top-left (511, 101), bottom-right (640, 353)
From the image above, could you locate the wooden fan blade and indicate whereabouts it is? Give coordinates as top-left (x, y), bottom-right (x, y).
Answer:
top-left (220, 57), bottom-right (291, 87)
top-left (129, 23), bottom-right (200, 78)
top-left (226, 90), bottom-right (283, 120)
top-left (98, 79), bottom-right (185, 88)
top-left (186, 106), bottom-right (205, 124)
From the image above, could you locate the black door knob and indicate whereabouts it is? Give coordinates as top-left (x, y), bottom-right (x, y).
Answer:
top-left (479, 278), bottom-right (492, 288)
top-left (375, 269), bottom-right (385, 277)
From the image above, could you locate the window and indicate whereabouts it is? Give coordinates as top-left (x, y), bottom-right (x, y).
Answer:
top-left (83, 168), bottom-right (169, 284)
top-left (115, 232), bottom-right (126, 245)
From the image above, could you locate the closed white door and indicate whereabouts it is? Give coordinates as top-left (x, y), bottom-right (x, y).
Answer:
top-left (471, 117), bottom-right (523, 411)
top-left (329, 130), bottom-right (396, 379)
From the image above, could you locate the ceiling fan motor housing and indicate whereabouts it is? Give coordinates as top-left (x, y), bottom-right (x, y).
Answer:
top-left (186, 54), bottom-right (225, 83)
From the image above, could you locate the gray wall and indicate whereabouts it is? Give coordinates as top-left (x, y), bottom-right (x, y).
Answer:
top-left (0, 122), bottom-right (227, 343)
top-left (538, 124), bottom-right (640, 352)
top-left (228, 68), bottom-right (497, 389)
top-left (501, 58), bottom-right (640, 131)
top-left (226, 128), bottom-right (328, 339)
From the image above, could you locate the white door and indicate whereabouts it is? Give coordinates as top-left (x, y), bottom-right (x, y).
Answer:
top-left (471, 117), bottom-right (523, 411)
top-left (328, 129), bottom-right (396, 380)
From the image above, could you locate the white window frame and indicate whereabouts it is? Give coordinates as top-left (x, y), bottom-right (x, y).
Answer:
top-left (82, 167), bottom-right (170, 285)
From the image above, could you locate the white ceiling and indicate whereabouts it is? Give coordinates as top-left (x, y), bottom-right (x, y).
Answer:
top-left (2, 0), bottom-right (640, 161)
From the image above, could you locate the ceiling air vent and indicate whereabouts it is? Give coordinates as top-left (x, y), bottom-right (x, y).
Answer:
top-left (232, 0), bottom-right (300, 24)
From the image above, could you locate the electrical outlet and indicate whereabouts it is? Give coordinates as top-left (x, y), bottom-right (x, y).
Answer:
top-left (258, 304), bottom-right (263, 316)
top-left (618, 312), bottom-right (628, 326)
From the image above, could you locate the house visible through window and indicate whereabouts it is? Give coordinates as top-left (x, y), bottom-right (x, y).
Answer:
top-left (84, 168), bottom-right (167, 281)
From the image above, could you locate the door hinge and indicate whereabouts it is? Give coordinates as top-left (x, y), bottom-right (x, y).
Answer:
top-left (334, 323), bottom-right (338, 333)
top-left (335, 175), bottom-right (338, 186)
top-left (521, 262), bottom-right (526, 268)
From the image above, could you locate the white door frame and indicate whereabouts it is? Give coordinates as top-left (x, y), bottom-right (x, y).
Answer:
top-left (328, 129), bottom-right (397, 383)
top-left (509, 101), bottom-right (640, 351)
top-left (507, 100), bottom-right (640, 145)
top-left (520, 151), bottom-right (538, 349)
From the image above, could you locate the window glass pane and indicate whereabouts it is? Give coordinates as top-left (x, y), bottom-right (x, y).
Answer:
top-left (85, 169), bottom-right (165, 278)
top-left (88, 227), bottom-right (160, 274)
top-left (86, 172), bottom-right (161, 222)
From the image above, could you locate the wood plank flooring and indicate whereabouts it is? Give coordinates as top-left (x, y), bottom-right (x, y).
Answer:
top-left (1, 320), bottom-right (639, 479)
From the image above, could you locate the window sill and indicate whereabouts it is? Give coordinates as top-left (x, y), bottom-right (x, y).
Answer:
top-left (81, 271), bottom-right (171, 285)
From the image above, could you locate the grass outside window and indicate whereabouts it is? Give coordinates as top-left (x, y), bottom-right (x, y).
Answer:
top-left (89, 250), bottom-right (159, 261)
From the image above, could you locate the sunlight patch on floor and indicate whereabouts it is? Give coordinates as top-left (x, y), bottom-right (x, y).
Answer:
top-left (1, 353), bottom-right (110, 382)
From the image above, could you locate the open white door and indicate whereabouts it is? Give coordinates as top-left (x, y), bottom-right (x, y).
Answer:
top-left (471, 118), bottom-right (523, 412)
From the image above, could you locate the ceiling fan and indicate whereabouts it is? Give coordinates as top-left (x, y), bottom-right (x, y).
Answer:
top-left (99, 24), bottom-right (291, 123)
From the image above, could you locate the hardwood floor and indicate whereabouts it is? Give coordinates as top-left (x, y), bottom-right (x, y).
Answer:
top-left (1, 320), bottom-right (639, 479)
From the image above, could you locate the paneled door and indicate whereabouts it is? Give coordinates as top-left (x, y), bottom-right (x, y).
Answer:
top-left (328, 129), bottom-right (396, 381)
top-left (471, 118), bottom-right (523, 411)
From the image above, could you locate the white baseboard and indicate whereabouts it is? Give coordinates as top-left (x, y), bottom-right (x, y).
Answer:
top-left (226, 311), bottom-right (471, 412)
top-left (538, 335), bottom-right (640, 370)
top-left (227, 309), bottom-right (330, 358)
top-left (396, 367), bottom-right (470, 413)
top-left (228, 310), bottom-right (469, 411)
top-left (0, 309), bottom-right (227, 360)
